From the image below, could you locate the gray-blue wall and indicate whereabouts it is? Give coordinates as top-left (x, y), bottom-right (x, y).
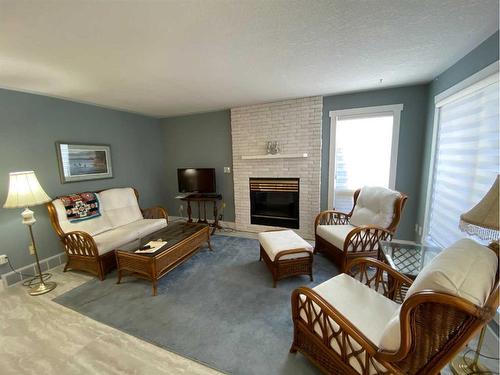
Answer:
top-left (416, 31), bottom-right (499, 233)
top-left (2, 30), bottom-right (496, 277)
top-left (160, 110), bottom-right (235, 222)
top-left (321, 85), bottom-right (429, 240)
top-left (0, 88), bottom-right (164, 276)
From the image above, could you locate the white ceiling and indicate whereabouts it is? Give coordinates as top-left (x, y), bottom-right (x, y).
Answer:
top-left (0, 0), bottom-right (498, 118)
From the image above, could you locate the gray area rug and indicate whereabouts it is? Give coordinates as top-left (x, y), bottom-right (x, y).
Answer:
top-left (54, 234), bottom-right (339, 375)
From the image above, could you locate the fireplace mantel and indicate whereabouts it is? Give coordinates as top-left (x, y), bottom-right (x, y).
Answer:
top-left (241, 153), bottom-right (308, 160)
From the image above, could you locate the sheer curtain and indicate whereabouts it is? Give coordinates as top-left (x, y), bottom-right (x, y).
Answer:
top-left (426, 75), bottom-right (499, 248)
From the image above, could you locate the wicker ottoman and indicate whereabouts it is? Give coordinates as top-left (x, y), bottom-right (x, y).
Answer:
top-left (258, 229), bottom-right (314, 287)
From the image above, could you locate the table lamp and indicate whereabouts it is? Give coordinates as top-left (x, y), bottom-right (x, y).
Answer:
top-left (3, 171), bottom-right (57, 296)
top-left (450, 174), bottom-right (499, 375)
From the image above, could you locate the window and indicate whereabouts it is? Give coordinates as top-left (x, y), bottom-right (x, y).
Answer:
top-left (328, 105), bottom-right (403, 212)
top-left (424, 68), bottom-right (499, 248)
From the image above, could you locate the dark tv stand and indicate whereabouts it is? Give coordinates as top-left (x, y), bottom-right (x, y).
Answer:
top-left (180, 193), bottom-right (222, 234)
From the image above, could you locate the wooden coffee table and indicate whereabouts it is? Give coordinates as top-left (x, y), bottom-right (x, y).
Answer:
top-left (115, 222), bottom-right (212, 296)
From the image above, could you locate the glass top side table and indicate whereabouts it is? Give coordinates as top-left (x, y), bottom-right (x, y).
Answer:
top-left (379, 240), bottom-right (442, 279)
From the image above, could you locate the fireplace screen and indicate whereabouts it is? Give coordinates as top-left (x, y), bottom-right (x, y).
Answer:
top-left (249, 178), bottom-right (299, 229)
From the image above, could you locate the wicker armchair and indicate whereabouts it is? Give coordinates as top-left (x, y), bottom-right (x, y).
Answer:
top-left (290, 240), bottom-right (499, 375)
top-left (47, 188), bottom-right (168, 280)
top-left (314, 187), bottom-right (407, 272)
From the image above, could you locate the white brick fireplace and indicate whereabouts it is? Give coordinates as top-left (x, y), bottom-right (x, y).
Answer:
top-left (231, 96), bottom-right (322, 238)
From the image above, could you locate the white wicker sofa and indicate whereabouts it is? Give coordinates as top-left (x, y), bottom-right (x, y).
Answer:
top-left (47, 187), bottom-right (168, 280)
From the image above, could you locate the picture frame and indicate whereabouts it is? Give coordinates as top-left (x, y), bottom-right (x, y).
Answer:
top-left (56, 142), bottom-right (113, 183)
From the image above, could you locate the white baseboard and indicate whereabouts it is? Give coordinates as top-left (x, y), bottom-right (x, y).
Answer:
top-left (1, 252), bottom-right (66, 289)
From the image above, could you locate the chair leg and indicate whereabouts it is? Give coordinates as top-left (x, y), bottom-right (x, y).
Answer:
top-left (98, 262), bottom-right (105, 281)
top-left (63, 262), bottom-right (69, 272)
top-left (290, 343), bottom-right (298, 353)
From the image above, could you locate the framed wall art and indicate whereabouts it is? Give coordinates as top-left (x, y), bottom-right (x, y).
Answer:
top-left (56, 142), bottom-right (113, 183)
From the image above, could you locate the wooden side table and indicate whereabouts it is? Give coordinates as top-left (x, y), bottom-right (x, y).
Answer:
top-left (180, 193), bottom-right (222, 235)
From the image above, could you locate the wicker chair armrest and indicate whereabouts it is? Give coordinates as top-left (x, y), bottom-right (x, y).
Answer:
top-left (346, 257), bottom-right (414, 286)
top-left (291, 286), bottom-right (378, 355)
top-left (61, 231), bottom-right (99, 257)
top-left (274, 248), bottom-right (313, 262)
top-left (142, 206), bottom-right (169, 222)
top-left (314, 210), bottom-right (351, 230)
top-left (376, 290), bottom-right (494, 363)
top-left (346, 257), bottom-right (413, 302)
top-left (343, 226), bottom-right (393, 254)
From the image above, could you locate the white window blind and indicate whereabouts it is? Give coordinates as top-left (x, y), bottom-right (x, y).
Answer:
top-left (426, 74), bottom-right (499, 248)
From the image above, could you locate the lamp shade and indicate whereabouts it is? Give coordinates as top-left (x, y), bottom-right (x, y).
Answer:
top-left (3, 171), bottom-right (51, 208)
top-left (459, 175), bottom-right (499, 241)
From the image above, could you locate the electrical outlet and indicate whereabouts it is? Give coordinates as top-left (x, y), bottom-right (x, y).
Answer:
top-left (28, 244), bottom-right (35, 255)
top-left (224, 167), bottom-right (231, 174)
top-left (0, 255), bottom-right (7, 265)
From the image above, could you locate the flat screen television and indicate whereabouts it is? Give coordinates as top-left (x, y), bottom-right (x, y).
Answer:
top-left (177, 168), bottom-right (216, 193)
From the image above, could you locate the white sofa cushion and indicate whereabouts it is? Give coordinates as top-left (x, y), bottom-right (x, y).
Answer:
top-left (120, 219), bottom-right (168, 239)
top-left (316, 224), bottom-right (355, 250)
top-left (350, 186), bottom-right (399, 229)
top-left (258, 230), bottom-right (313, 261)
top-left (378, 238), bottom-right (498, 352)
top-left (99, 188), bottom-right (143, 227)
top-left (93, 227), bottom-right (140, 255)
top-left (52, 197), bottom-right (113, 236)
top-left (92, 219), bottom-right (167, 255)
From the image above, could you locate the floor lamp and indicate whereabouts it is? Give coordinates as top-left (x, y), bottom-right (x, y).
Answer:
top-left (449, 175), bottom-right (499, 375)
top-left (3, 171), bottom-right (57, 296)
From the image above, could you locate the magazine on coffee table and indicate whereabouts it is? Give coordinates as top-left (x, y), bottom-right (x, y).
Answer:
top-left (135, 240), bottom-right (168, 254)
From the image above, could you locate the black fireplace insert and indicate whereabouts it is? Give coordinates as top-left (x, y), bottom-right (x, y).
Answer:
top-left (249, 178), bottom-right (299, 229)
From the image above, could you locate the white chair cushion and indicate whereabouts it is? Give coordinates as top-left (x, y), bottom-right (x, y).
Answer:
top-left (300, 274), bottom-right (398, 374)
top-left (313, 274), bottom-right (400, 346)
top-left (316, 224), bottom-right (355, 250)
top-left (119, 219), bottom-right (168, 239)
top-left (378, 238), bottom-right (498, 352)
top-left (99, 188), bottom-right (143, 227)
top-left (258, 230), bottom-right (313, 261)
top-left (350, 186), bottom-right (400, 229)
top-left (52, 197), bottom-right (113, 236)
top-left (93, 227), bottom-right (140, 255)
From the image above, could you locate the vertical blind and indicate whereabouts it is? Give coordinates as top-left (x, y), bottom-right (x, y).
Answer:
top-left (427, 74), bottom-right (499, 248)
